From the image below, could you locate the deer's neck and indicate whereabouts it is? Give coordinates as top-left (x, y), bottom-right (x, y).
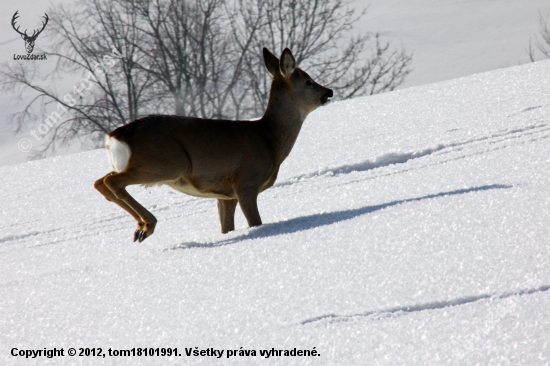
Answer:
top-left (261, 89), bottom-right (308, 164)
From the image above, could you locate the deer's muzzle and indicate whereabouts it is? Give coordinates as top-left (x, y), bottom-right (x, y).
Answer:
top-left (321, 89), bottom-right (333, 105)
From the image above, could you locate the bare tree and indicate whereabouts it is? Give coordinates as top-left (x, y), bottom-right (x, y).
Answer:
top-left (529, 12), bottom-right (550, 62)
top-left (130, 0), bottom-right (260, 119)
top-left (1, 0), bottom-right (158, 156)
top-left (1, 0), bottom-right (412, 156)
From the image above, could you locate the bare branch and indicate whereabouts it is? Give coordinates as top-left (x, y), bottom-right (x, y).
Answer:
top-left (528, 11), bottom-right (550, 62)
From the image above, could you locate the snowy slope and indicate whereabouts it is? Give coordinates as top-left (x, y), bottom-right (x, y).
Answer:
top-left (1, 60), bottom-right (550, 365)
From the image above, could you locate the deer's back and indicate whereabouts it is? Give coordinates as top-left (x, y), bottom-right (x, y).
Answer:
top-left (110, 114), bottom-right (277, 190)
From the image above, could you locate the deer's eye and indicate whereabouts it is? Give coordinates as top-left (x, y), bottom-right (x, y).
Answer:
top-left (306, 80), bottom-right (313, 86)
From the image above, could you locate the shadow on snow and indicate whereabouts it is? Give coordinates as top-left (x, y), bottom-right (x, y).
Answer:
top-left (170, 183), bottom-right (512, 251)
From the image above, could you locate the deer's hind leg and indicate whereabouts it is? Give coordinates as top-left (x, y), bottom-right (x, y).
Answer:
top-left (102, 168), bottom-right (177, 242)
top-left (95, 172), bottom-right (155, 242)
top-left (94, 173), bottom-right (142, 224)
top-left (98, 147), bottom-right (190, 242)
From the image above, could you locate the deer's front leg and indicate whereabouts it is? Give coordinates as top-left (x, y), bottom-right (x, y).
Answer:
top-left (217, 199), bottom-right (238, 233)
top-left (235, 189), bottom-right (262, 229)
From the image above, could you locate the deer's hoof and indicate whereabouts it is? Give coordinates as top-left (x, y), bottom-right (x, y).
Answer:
top-left (133, 221), bottom-right (155, 242)
top-left (133, 229), bottom-right (148, 242)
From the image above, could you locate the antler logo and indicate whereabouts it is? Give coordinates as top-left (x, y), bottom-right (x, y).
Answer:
top-left (11, 11), bottom-right (49, 54)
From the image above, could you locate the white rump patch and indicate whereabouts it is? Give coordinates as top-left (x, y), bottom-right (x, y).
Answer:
top-left (105, 135), bottom-right (131, 172)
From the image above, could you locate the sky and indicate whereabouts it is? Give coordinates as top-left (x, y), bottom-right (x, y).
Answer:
top-left (356, 0), bottom-right (550, 87)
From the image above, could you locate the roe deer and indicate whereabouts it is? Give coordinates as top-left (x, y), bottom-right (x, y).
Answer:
top-left (94, 48), bottom-right (333, 242)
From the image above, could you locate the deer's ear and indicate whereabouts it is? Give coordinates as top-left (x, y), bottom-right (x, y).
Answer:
top-left (279, 48), bottom-right (295, 78)
top-left (263, 48), bottom-right (280, 76)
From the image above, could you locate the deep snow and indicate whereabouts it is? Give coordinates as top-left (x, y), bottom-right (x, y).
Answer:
top-left (1, 60), bottom-right (550, 365)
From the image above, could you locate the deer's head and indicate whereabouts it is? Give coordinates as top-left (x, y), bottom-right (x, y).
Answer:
top-left (12, 11), bottom-right (49, 54)
top-left (263, 48), bottom-right (333, 115)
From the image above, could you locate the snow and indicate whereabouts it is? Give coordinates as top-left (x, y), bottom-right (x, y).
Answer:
top-left (1, 59), bottom-right (550, 364)
top-left (2, 0), bottom-right (550, 166)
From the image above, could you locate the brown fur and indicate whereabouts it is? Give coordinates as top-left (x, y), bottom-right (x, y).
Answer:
top-left (94, 48), bottom-right (333, 242)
